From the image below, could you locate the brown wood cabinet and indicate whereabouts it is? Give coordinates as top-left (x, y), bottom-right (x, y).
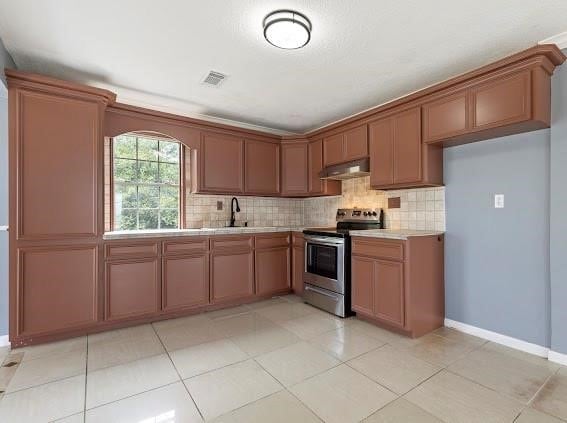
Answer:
top-left (105, 257), bottom-right (160, 321)
top-left (244, 139), bottom-right (280, 195)
top-left (308, 139), bottom-right (341, 196)
top-left (351, 235), bottom-right (444, 338)
top-left (281, 142), bottom-right (309, 196)
top-left (369, 107), bottom-right (441, 189)
top-left (323, 124), bottom-right (368, 166)
top-left (423, 90), bottom-right (469, 143)
top-left (255, 234), bottom-right (290, 296)
top-left (162, 238), bottom-right (210, 312)
top-left (195, 132), bottom-right (244, 193)
top-left (291, 232), bottom-right (305, 295)
top-left (210, 236), bottom-right (255, 304)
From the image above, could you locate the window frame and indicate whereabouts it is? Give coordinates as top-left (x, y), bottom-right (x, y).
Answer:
top-left (109, 132), bottom-right (185, 231)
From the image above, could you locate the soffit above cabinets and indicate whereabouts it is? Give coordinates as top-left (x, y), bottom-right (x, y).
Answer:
top-left (1, 0), bottom-right (567, 134)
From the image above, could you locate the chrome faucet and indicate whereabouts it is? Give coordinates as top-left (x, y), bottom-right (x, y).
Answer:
top-left (230, 197), bottom-right (240, 227)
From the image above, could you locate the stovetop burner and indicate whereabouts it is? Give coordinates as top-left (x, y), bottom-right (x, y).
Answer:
top-left (304, 208), bottom-right (384, 238)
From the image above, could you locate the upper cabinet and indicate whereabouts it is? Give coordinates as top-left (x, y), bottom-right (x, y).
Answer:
top-left (244, 139), bottom-right (280, 195)
top-left (423, 67), bottom-right (555, 147)
top-left (281, 142), bottom-right (309, 196)
top-left (323, 124), bottom-right (368, 166)
top-left (194, 132), bottom-right (244, 194)
top-left (369, 107), bottom-right (442, 189)
top-left (308, 139), bottom-right (341, 196)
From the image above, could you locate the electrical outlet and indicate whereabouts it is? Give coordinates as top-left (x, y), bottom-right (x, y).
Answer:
top-left (494, 194), bottom-right (504, 209)
top-left (216, 201), bottom-right (223, 210)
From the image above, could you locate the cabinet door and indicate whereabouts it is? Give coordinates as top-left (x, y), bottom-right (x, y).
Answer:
top-left (17, 91), bottom-right (99, 239)
top-left (393, 107), bottom-right (422, 184)
top-left (106, 258), bottom-right (160, 320)
top-left (17, 245), bottom-right (98, 336)
top-left (255, 247), bottom-right (290, 296)
top-left (344, 125), bottom-right (368, 161)
top-left (308, 139), bottom-right (325, 194)
top-left (374, 260), bottom-right (405, 327)
top-left (211, 250), bottom-right (254, 303)
top-left (472, 70), bottom-right (531, 130)
top-left (281, 143), bottom-right (309, 196)
top-left (369, 118), bottom-right (394, 187)
top-left (245, 139), bottom-right (280, 195)
top-left (423, 90), bottom-right (469, 143)
top-left (323, 133), bottom-right (344, 166)
top-left (200, 132), bottom-right (244, 193)
top-left (162, 254), bottom-right (209, 312)
top-left (292, 245), bottom-right (305, 295)
top-left (351, 256), bottom-right (374, 316)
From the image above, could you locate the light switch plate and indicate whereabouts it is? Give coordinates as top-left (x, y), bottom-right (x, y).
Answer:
top-left (494, 194), bottom-right (504, 209)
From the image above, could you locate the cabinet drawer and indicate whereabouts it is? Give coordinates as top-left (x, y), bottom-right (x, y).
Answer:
top-left (105, 242), bottom-right (159, 259)
top-left (162, 238), bottom-right (209, 256)
top-left (351, 238), bottom-right (404, 261)
top-left (255, 233), bottom-right (290, 249)
top-left (210, 236), bottom-right (253, 251)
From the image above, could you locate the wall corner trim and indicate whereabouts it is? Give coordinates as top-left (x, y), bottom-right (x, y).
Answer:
top-left (548, 350), bottom-right (567, 366)
top-left (444, 318), bottom-right (549, 358)
top-left (0, 335), bottom-right (10, 348)
top-left (540, 31), bottom-right (567, 50)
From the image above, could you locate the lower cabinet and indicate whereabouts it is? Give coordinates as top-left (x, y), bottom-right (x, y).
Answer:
top-left (291, 233), bottom-right (305, 295)
top-left (211, 248), bottom-right (254, 304)
top-left (162, 254), bottom-right (209, 312)
top-left (351, 235), bottom-right (444, 338)
top-left (256, 247), bottom-right (290, 295)
top-left (105, 258), bottom-right (160, 321)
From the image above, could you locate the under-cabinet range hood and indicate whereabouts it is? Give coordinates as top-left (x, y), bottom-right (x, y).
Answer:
top-left (319, 158), bottom-right (370, 180)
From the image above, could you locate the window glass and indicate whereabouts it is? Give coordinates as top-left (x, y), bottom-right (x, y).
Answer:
top-left (113, 134), bottom-right (181, 231)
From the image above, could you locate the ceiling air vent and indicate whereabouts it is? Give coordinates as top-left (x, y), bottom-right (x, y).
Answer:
top-left (202, 71), bottom-right (227, 87)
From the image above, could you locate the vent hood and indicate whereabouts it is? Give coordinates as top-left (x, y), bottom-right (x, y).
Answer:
top-left (319, 158), bottom-right (370, 180)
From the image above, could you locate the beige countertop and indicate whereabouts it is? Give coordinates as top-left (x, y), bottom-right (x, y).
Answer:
top-left (103, 226), bottom-right (306, 240)
top-left (349, 229), bottom-right (445, 240)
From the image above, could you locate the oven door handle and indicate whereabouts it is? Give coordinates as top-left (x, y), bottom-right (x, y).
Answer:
top-left (304, 284), bottom-right (341, 299)
top-left (304, 236), bottom-right (345, 246)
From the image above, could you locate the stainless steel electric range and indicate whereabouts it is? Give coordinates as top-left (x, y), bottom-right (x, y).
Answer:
top-left (302, 208), bottom-right (384, 317)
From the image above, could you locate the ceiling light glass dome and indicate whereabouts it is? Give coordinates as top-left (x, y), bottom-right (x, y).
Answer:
top-left (263, 10), bottom-right (312, 50)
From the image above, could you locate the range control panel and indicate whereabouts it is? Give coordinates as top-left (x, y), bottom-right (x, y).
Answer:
top-left (336, 208), bottom-right (382, 221)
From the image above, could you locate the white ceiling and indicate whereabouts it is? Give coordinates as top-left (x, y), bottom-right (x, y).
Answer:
top-left (0, 1), bottom-right (566, 135)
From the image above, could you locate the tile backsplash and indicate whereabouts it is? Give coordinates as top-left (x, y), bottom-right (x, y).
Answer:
top-left (185, 176), bottom-right (445, 231)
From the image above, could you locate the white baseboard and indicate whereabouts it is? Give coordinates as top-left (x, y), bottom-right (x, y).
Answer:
top-left (0, 335), bottom-right (10, 348)
top-left (444, 318), bottom-right (549, 358)
top-left (548, 350), bottom-right (567, 366)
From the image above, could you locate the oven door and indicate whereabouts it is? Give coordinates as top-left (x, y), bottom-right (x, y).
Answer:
top-left (304, 235), bottom-right (345, 294)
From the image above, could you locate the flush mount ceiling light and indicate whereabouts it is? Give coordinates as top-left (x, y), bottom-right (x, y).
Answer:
top-left (263, 10), bottom-right (312, 49)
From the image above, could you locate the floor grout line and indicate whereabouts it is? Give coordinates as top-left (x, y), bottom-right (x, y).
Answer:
top-left (83, 334), bottom-right (88, 422)
top-left (150, 322), bottom-right (206, 422)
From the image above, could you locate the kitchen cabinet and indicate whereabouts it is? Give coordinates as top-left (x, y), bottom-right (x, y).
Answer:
top-left (255, 234), bottom-right (290, 296)
top-left (471, 70), bottom-right (531, 130)
top-left (308, 139), bottom-right (341, 196)
top-left (323, 124), bottom-right (368, 166)
top-left (369, 107), bottom-right (442, 189)
top-left (291, 232), bottom-right (305, 295)
top-left (162, 238), bottom-right (210, 312)
top-left (210, 236), bottom-right (255, 304)
top-left (281, 141), bottom-right (309, 196)
top-left (195, 132), bottom-right (244, 193)
top-left (351, 235), bottom-right (444, 337)
top-left (423, 90), bottom-right (469, 144)
top-left (16, 245), bottom-right (99, 337)
top-left (244, 139), bottom-right (280, 195)
top-left (105, 257), bottom-right (160, 321)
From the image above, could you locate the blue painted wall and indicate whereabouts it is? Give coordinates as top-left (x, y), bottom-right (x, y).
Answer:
top-left (444, 130), bottom-right (551, 347)
top-left (550, 52), bottom-right (567, 355)
top-left (0, 36), bottom-right (14, 336)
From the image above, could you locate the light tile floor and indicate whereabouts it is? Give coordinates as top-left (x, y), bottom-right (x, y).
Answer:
top-left (0, 294), bottom-right (565, 422)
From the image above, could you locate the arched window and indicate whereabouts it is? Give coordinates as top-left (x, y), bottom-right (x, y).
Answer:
top-left (112, 133), bottom-right (181, 230)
